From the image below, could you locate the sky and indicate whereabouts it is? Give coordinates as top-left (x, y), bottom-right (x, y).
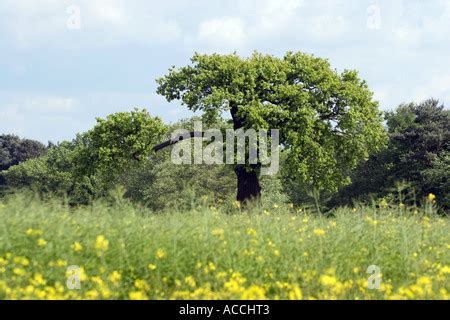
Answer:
top-left (1, 0), bottom-right (450, 143)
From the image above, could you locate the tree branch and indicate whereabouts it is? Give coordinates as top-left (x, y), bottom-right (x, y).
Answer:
top-left (153, 131), bottom-right (204, 152)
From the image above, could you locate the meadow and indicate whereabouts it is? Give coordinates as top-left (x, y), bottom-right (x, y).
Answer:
top-left (0, 193), bottom-right (448, 300)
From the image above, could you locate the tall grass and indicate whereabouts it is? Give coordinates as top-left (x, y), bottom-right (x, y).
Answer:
top-left (0, 193), bottom-right (448, 300)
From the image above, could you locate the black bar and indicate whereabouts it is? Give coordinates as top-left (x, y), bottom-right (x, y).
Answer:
top-left (0, 300), bottom-right (446, 319)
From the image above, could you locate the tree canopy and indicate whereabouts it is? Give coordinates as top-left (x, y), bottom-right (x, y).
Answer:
top-left (0, 134), bottom-right (47, 172)
top-left (75, 109), bottom-right (167, 179)
top-left (2, 53), bottom-right (447, 213)
top-left (1, 109), bottom-right (166, 204)
top-left (157, 52), bottom-right (387, 201)
top-left (333, 99), bottom-right (450, 210)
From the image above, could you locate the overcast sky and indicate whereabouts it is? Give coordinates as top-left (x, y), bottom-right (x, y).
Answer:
top-left (1, 0), bottom-right (450, 143)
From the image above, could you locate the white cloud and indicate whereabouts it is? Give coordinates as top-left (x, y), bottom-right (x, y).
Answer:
top-left (414, 73), bottom-right (450, 103)
top-left (196, 17), bottom-right (246, 51)
top-left (242, 0), bottom-right (304, 34)
top-left (0, 93), bottom-right (81, 141)
top-left (0, 93), bottom-right (78, 112)
top-left (379, 0), bottom-right (450, 48)
top-left (372, 88), bottom-right (388, 105)
top-left (0, 0), bottom-right (183, 48)
top-left (84, 0), bottom-right (182, 45)
top-left (0, 91), bottom-right (193, 142)
top-left (0, 105), bottom-right (26, 136)
top-left (189, 0), bottom-right (352, 52)
top-left (27, 97), bottom-right (77, 112)
top-left (308, 14), bottom-right (347, 40)
top-left (90, 1), bottom-right (126, 25)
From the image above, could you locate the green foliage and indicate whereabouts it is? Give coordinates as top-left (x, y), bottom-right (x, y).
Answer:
top-left (0, 134), bottom-right (47, 172)
top-left (1, 140), bottom-right (98, 204)
top-left (422, 151), bottom-right (450, 210)
top-left (385, 99), bottom-right (449, 185)
top-left (121, 118), bottom-right (237, 210)
top-left (76, 109), bottom-right (167, 180)
top-left (1, 109), bottom-right (166, 205)
top-left (259, 174), bottom-right (290, 208)
top-left (333, 99), bottom-right (449, 211)
top-left (157, 52), bottom-right (387, 193)
top-left (124, 159), bottom-right (236, 211)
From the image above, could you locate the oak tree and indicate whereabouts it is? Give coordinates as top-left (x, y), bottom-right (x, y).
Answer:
top-left (159, 52), bottom-right (386, 203)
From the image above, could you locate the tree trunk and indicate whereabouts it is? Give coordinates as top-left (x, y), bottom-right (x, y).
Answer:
top-left (235, 165), bottom-right (261, 204)
top-left (230, 103), bottom-right (262, 204)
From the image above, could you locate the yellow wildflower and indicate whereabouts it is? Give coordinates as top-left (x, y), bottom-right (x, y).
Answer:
top-left (26, 228), bottom-right (43, 236)
top-left (184, 276), bottom-right (196, 288)
top-left (439, 265), bottom-right (450, 275)
top-left (129, 291), bottom-right (148, 300)
top-left (313, 229), bottom-right (326, 236)
top-left (288, 286), bottom-right (303, 300)
top-left (71, 242), bottom-right (82, 253)
top-left (212, 228), bottom-right (224, 237)
top-left (14, 257), bottom-right (30, 267)
top-left (55, 259), bottom-right (67, 267)
top-left (155, 248), bottom-right (166, 259)
top-left (95, 235), bottom-right (109, 252)
top-left (320, 275), bottom-right (338, 286)
top-left (37, 238), bottom-right (47, 247)
top-left (31, 273), bottom-right (46, 286)
top-left (13, 268), bottom-right (26, 276)
top-left (134, 279), bottom-right (149, 291)
top-left (417, 276), bottom-right (432, 286)
top-left (379, 198), bottom-right (388, 208)
top-left (108, 271), bottom-right (121, 284)
top-left (241, 285), bottom-right (267, 299)
top-left (86, 289), bottom-right (99, 300)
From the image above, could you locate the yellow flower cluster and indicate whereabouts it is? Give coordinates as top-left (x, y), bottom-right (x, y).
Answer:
top-left (155, 248), bottom-right (166, 259)
top-left (71, 242), bottom-right (82, 253)
top-left (313, 228), bottom-right (326, 236)
top-left (1, 246), bottom-right (449, 300)
top-left (95, 235), bottom-right (109, 253)
top-left (0, 201), bottom-right (448, 300)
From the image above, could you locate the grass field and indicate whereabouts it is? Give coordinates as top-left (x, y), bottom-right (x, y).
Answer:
top-left (0, 193), bottom-right (448, 300)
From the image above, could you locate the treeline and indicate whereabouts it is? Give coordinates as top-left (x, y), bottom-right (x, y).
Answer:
top-left (332, 99), bottom-right (449, 210)
top-left (0, 99), bottom-right (449, 212)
